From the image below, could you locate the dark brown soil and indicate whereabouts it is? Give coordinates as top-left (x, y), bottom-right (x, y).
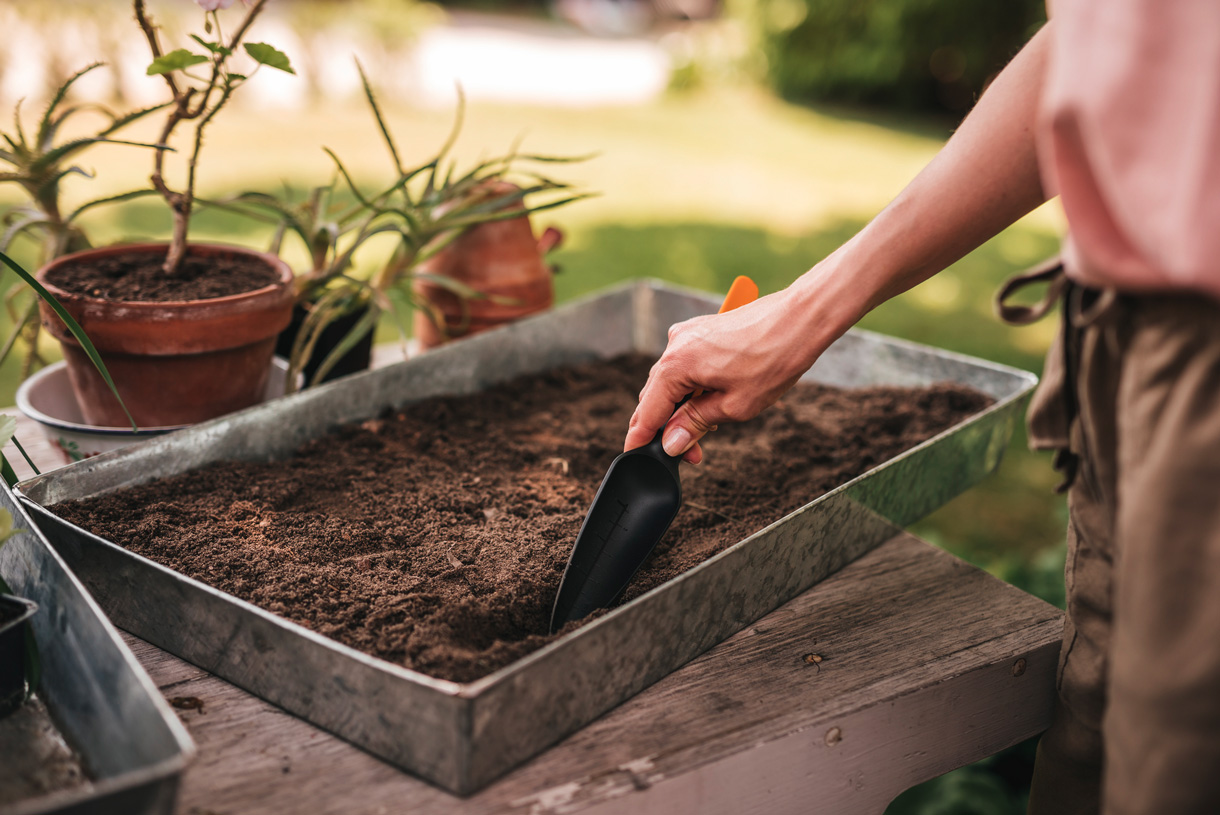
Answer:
top-left (53, 355), bottom-right (991, 683)
top-left (46, 248), bottom-right (279, 302)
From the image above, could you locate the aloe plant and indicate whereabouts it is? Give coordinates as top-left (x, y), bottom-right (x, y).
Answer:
top-left (222, 64), bottom-right (592, 390)
top-left (317, 66), bottom-right (590, 381)
top-left (0, 62), bottom-right (167, 380)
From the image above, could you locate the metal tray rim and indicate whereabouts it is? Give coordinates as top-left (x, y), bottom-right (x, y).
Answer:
top-left (12, 756), bottom-right (192, 815)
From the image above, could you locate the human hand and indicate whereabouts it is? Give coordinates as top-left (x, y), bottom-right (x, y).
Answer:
top-left (624, 285), bottom-right (831, 464)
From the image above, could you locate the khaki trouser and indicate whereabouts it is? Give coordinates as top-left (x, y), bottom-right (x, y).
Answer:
top-left (999, 262), bottom-right (1220, 815)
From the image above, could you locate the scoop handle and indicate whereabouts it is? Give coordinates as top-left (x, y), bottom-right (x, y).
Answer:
top-left (718, 275), bottom-right (759, 314)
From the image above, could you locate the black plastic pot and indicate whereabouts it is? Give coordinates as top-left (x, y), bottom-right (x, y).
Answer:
top-left (0, 594), bottom-right (38, 718)
top-left (275, 303), bottom-right (375, 387)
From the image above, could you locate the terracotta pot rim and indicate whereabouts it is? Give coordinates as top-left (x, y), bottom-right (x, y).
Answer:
top-left (36, 242), bottom-right (293, 308)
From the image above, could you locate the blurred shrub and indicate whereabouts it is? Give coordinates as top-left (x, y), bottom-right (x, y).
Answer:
top-left (735, 0), bottom-right (1046, 113)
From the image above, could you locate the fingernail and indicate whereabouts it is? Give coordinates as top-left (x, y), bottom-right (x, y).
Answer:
top-left (662, 426), bottom-right (693, 457)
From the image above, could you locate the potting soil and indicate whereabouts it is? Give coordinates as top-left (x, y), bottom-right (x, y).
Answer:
top-left (45, 249), bottom-right (280, 302)
top-left (54, 355), bottom-right (992, 683)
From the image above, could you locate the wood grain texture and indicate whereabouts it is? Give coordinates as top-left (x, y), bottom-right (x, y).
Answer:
top-left (119, 534), bottom-right (1062, 815)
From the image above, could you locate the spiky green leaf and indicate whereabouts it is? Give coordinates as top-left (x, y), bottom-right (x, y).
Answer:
top-left (66, 188), bottom-right (159, 223)
top-left (97, 101), bottom-right (172, 138)
top-left (355, 60), bottom-right (403, 177)
top-left (36, 63), bottom-right (104, 146)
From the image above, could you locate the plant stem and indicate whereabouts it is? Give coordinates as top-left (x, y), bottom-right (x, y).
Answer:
top-left (134, 0), bottom-right (268, 276)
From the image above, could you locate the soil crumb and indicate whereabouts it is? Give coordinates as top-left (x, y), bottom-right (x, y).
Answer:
top-left (54, 355), bottom-right (991, 682)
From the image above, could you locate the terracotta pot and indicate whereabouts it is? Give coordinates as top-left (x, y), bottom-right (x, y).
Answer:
top-left (412, 181), bottom-right (557, 350)
top-left (37, 243), bottom-right (294, 427)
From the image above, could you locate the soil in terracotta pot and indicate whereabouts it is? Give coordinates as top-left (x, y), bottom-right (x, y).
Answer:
top-left (45, 250), bottom-right (279, 301)
top-left (53, 355), bottom-right (992, 683)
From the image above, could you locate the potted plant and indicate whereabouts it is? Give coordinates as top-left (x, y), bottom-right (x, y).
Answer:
top-left (411, 179), bottom-right (566, 349)
top-left (223, 66), bottom-right (588, 389)
top-left (33, 0), bottom-right (297, 428)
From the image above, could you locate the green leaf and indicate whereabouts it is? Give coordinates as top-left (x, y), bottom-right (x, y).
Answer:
top-left (226, 73), bottom-right (248, 83)
top-left (28, 136), bottom-right (168, 177)
top-left (0, 457), bottom-right (16, 490)
top-left (12, 431), bottom-right (40, 478)
top-left (0, 251), bottom-right (136, 430)
top-left (1, 211), bottom-right (52, 254)
top-left (97, 101), bottom-right (172, 138)
top-left (356, 60), bottom-right (404, 178)
top-left (147, 49), bottom-right (208, 76)
top-left (0, 415), bottom-right (16, 449)
top-left (66, 188), bottom-right (160, 223)
top-left (310, 302), bottom-right (379, 387)
top-left (190, 34), bottom-right (232, 56)
top-left (37, 63), bottom-right (104, 147)
top-left (244, 43), bottom-right (294, 74)
top-left (411, 272), bottom-right (491, 302)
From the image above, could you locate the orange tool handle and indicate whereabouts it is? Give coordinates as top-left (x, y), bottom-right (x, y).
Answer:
top-left (689, 276), bottom-right (758, 400)
top-left (718, 275), bottom-right (759, 314)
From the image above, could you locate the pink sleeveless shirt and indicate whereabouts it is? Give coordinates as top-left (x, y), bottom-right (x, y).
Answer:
top-left (1038, 0), bottom-right (1220, 300)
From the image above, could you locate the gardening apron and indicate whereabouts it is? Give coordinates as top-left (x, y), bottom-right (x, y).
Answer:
top-left (995, 258), bottom-right (1220, 815)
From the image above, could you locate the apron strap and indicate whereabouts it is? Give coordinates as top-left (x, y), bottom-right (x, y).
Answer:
top-left (995, 255), bottom-right (1067, 325)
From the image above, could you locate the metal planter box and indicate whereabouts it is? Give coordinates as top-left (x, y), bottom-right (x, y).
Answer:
top-left (16, 280), bottom-right (1036, 795)
top-left (0, 483), bottom-right (194, 815)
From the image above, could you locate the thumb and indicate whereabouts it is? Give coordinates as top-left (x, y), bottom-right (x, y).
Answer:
top-left (661, 394), bottom-right (725, 458)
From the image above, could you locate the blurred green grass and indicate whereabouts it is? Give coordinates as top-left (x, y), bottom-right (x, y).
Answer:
top-left (0, 84), bottom-right (1067, 586)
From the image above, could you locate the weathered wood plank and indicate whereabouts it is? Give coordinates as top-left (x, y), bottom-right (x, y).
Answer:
top-left (123, 534), bottom-right (1061, 815)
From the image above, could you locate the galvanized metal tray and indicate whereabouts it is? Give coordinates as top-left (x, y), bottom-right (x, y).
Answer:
top-left (16, 280), bottom-right (1036, 794)
top-left (0, 482), bottom-right (194, 815)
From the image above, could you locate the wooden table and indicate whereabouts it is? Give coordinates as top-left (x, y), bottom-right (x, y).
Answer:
top-left (3, 405), bottom-right (1064, 815)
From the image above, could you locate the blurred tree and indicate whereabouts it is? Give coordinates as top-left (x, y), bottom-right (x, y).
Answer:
top-left (738, 0), bottom-right (1046, 114)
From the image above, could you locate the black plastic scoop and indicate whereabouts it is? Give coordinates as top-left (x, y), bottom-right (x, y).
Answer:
top-left (549, 277), bottom-right (758, 632)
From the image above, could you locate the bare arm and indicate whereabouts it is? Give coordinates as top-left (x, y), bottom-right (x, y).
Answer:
top-left (626, 23), bottom-right (1054, 462)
